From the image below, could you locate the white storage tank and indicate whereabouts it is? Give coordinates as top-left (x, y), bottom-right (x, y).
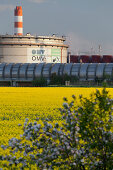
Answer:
top-left (0, 34), bottom-right (68, 63)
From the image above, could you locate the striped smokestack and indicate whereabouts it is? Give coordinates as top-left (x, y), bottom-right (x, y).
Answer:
top-left (14, 6), bottom-right (23, 35)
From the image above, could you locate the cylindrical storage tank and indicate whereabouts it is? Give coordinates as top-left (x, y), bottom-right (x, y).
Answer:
top-left (70, 55), bottom-right (79, 63)
top-left (71, 63), bottom-right (81, 79)
top-left (19, 63), bottom-right (29, 80)
top-left (102, 55), bottom-right (113, 63)
top-left (96, 63), bottom-right (106, 80)
top-left (91, 55), bottom-right (102, 63)
top-left (26, 63), bottom-right (36, 80)
top-left (51, 63), bottom-right (61, 76)
top-left (0, 35), bottom-right (68, 64)
top-left (79, 63), bottom-right (89, 81)
top-left (0, 63), bottom-right (6, 79)
top-left (4, 63), bottom-right (14, 79)
top-left (79, 55), bottom-right (90, 63)
top-left (87, 63), bottom-right (97, 81)
top-left (12, 63), bottom-right (21, 79)
top-left (104, 63), bottom-right (113, 78)
top-left (34, 63), bottom-right (44, 79)
top-left (63, 63), bottom-right (73, 76)
top-left (1, 63), bottom-right (113, 83)
top-left (42, 63), bottom-right (53, 78)
top-left (59, 64), bottom-right (65, 76)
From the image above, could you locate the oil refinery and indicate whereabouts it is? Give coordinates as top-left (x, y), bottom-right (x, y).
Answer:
top-left (0, 6), bottom-right (113, 86)
top-left (0, 34), bottom-right (68, 63)
top-left (0, 63), bottom-right (113, 87)
top-left (0, 6), bottom-right (68, 64)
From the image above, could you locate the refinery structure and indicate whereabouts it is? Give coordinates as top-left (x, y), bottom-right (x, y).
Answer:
top-left (0, 34), bottom-right (68, 63)
top-left (0, 6), bottom-right (68, 64)
top-left (0, 63), bottom-right (113, 86)
top-left (0, 6), bottom-right (113, 86)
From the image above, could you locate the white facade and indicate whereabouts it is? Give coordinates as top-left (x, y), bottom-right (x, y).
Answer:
top-left (0, 34), bottom-right (68, 63)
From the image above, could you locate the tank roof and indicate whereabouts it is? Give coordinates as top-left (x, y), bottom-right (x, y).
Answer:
top-left (37, 35), bottom-right (66, 41)
top-left (0, 34), bottom-right (66, 41)
top-left (0, 34), bottom-right (35, 38)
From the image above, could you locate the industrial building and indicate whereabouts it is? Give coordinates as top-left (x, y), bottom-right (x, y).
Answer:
top-left (0, 6), bottom-right (68, 64)
top-left (0, 63), bottom-right (113, 86)
top-left (0, 6), bottom-right (113, 86)
top-left (68, 55), bottom-right (113, 63)
top-left (0, 34), bottom-right (68, 63)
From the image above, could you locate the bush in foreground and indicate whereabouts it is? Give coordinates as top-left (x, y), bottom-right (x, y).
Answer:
top-left (0, 88), bottom-right (113, 169)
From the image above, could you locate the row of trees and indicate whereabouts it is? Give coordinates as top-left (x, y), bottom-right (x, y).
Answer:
top-left (31, 73), bottom-right (113, 87)
top-left (0, 88), bottom-right (113, 169)
top-left (32, 73), bottom-right (78, 87)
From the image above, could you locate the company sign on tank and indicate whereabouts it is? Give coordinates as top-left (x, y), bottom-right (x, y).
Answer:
top-left (27, 48), bottom-right (61, 63)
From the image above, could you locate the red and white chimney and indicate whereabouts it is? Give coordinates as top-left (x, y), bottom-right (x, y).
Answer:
top-left (14, 6), bottom-right (23, 35)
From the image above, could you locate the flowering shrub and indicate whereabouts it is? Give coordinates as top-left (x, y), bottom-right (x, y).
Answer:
top-left (0, 88), bottom-right (113, 169)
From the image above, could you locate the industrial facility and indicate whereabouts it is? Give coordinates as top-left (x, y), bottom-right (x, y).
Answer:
top-left (0, 6), bottom-right (68, 64)
top-left (0, 34), bottom-right (68, 63)
top-left (0, 6), bottom-right (113, 86)
top-left (68, 55), bottom-right (113, 63)
top-left (0, 63), bottom-right (113, 86)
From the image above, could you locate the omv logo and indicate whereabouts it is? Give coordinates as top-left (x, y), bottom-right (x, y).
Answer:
top-left (32, 49), bottom-right (45, 55)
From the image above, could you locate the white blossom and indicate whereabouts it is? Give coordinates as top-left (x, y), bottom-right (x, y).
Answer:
top-left (25, 118), bottom-right (29, 122)
top-left (81, 159), bottom-right (84, 163)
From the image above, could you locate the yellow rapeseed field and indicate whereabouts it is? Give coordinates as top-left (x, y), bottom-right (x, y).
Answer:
top-left (0, 87), bottom-right (113, 155)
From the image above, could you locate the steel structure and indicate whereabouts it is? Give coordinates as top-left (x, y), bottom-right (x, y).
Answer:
top-left (0, 63), bottom-right (113, 84)
top-left (0, 34), bottom-right (68, 63)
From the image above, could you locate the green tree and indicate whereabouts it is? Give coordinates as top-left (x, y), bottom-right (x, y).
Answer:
top-left (0, 88), bottom-right (113, 169)
top-left (32, 77), bottom-right (47, 87)
top-left (50, 73), bottom-right (78, 85)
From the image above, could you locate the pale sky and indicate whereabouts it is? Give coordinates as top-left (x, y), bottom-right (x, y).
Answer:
top-left (0, 0), bottom-right (113, 54)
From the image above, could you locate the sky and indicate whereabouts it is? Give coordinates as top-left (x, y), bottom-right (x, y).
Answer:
top-left (0, 0), bottom-right (113, 55)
